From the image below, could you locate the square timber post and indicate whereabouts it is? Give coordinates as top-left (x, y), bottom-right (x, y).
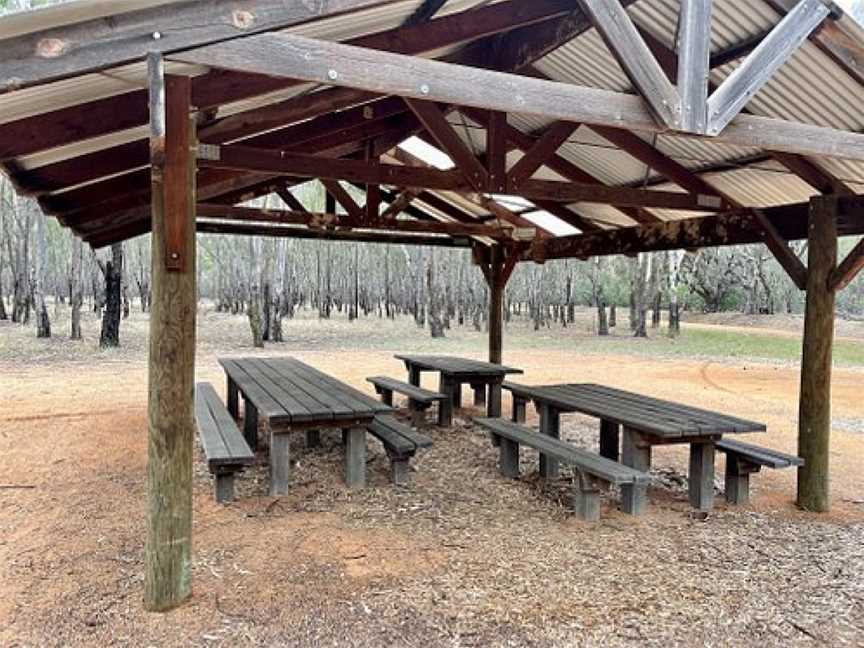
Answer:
top-left (487, 246), bottom-right (505, 365)
top-left (144, 53), bottom-right (197, 611)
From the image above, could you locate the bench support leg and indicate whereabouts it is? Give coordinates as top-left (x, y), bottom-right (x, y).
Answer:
top-left (389, 455), bottom-right (412, 486)
top-left (380, 389), bottom-right (393, 407)
top-left (571, 476), bottom-right (601, 522)
top-left (689, 441), bottom-right (716, 511)
top-left (243, 400), bottom-right (259, 451)
top-left (214, 472), bottom-right (235, 504)
top-left (512, 397), bottom-right (527, 424)
top-left (344, 427), bottom-right (366, 490)
top-left (621, 428), bottom-right (651, 514)
top-left (306, 429), bottom-right (320, 448)
top-left (226, 376), bottom-right (239, 420)
top-left (408, 366), bottom-right (421, 387)
top-left (473, 384), bottom-right (487, 407)
top-left (409, 400), bottom-right (426, 427)
top-left (270, 432), bottom-right (291, 496)
top-left (539, 404), bottom-right (561, 480)
top-left (499, 438), bottom-right (520, 478)
top-left (725, 454), bottom-right (759, 505)
top-left (599, 419), bottom-right (620, 462)
top-left (437, 376), bottom-right (454, 427)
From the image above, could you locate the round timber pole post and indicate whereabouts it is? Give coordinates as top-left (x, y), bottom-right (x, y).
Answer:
top-left (797, 195), bottom-right (838, 513)
top-left (144, 54), bottom-right (197, 611)
top-left (488, 246), bottom-right (505, 365)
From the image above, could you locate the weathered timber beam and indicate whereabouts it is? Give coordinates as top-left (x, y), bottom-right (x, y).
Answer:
top-left (406, 99), bottom-right (489, 191)
top-left (322, 180), bottom-right (364, 223)
top-left (171, 33), bottom-right (864, 162)
top-left (275, 187), bottom-right (309, 213)
top-left (749, 209), bottom-right (809, 290)
top-left (461, 105), bottom-right (656, 225)
top-left (830, 237), bottom-right (864, 291)
top-left (577, 0), bottom-right (681, 128)
top-left (706, 0), bottom-right (830, 135)
top-left (507, 121), bottom-right (580, 189)
top-left (486, 111), bottom-right (509, 193)
top-left (0, 0), bottom-right (399, 91)
top-left (0, 0), bottom-right (583, 161)
top-left (380, 189), bottom-right (421, 220)
top-left (677, 0), bottom-right (712, 133)
top-left (538, 200), bottom-right (864, 260)
top-left (195, 203), bottom-right (514, 238)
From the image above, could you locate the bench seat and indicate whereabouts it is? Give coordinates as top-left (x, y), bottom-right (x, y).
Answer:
top-left (195, 382), bottom-right (255, 503)
top-left (474, 417), bottom-right (650, 521)
top-left (367, 376), bottom-right (448, 426)
top-left (367, 415), bottom-right (433, 485)
top-left (716, 438), bottom-right (804, 505)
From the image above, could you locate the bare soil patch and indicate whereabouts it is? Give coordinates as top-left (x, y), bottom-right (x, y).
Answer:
top-left (1, 308), bottom-right (862, 646)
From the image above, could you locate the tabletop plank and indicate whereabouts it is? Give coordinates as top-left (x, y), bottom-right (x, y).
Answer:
top-left (395, 354), bottom-right (523, 376)
top-left (503, 382), bottom-right (765, 438)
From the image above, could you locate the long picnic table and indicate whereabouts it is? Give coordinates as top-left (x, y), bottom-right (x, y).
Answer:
top-left (503, 383), bottom-right (766, 510)
top-left (395, 354), bottom-right (523, 426)
top-left (220, 356), bottom-right (392, 495)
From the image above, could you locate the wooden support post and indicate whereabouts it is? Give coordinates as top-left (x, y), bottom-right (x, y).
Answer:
top-left (226, 376), bottom-right (239, 420)
top-left (344, 426), bottom-right (367, 489)
top-left (452, 382), bottom-right (463, 409)
top-left (144, 58), bottom-right (196, 613)
top-left (306, 429), bottom-right (321, 448)
top-left (488, 380), bottom-right (503, 418)
top-left (797, 196), bottom-right (838, 512)
top-left (473, 384), bottom-right (487, 407)
top-left (599, 419), bottom-right (620, 462)
top-left (538, 403), bottom-right (561, 479)
top-left (499, 437), bottom-right (520, 478)
top-left (214, 472), bottom-right (235, 504)
top-left (437, 375), bottom-right (453, 427)
top-left (725, 454), bottom-right (760, 506)
top-left (488, 246), bottom-right (505, 365)
top-left (688, 441), bottom-right (716, 511)
top-left (243, 398), bottom-right (259, 451)
top-left (512, 396), bottom-right (527, 423)
top-left (270, 431), bottom-right (291, 496)
top-left (621, 427), bottom-right (650, 515)
top-left (389, 456), bottom-right (411, 486)
top-left (571, 474), bottom-right (601, 522)
top-left (408, 366), bottom-right (421, 387)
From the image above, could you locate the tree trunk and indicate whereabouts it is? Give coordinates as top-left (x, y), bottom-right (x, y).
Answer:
top-left (609, 304), bottom-right (617, 328)
top-left (70, 236), bottom-right (83, 340)
top-left (427, 250), bottom-right (445, 338)
top-left (100, 243), bottom-right (123, 348)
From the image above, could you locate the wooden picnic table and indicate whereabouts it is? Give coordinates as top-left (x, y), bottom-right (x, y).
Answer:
top-left (219, 356), bottom-right (392, 495)
top-left (395, 354), bottom-right (523, 426)
top-left (503, 383), bottom-right (766, 510)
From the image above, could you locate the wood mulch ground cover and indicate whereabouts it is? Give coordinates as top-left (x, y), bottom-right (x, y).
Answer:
top-left (1, 307), bottom-right (862, 646)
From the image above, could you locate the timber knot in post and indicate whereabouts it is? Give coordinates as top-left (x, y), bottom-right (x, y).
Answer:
top-left (36, 38), bottom-right (68, 58)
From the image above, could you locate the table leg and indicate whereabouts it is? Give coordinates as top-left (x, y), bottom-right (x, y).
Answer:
top-left (242, 398), bottom-right (258, 451)
top-left (473, 384), bottom-right (487, 407)
top-left (621, 427), bottom-right (650, 515)
top-left (408, 365), bottom-right (421, 387)
top-left (437, 375), bottom-right (454, 427)
top-left (226, 376), bottom-right (239, 420)
top-left (452, 382), bottom-right (463, 409)
top-left (306, 429), bottom-right (321, 448)
top-left (599, 419), bottom-right (620, 462)
top-left (270, 431), bottom-right (290, 496)
top-left (512, 396), bottom-right (527, 423)
top-left (488, 380), bottom-right (503, 418)
top-left (689, 441), bottom-right (716, 511)
top-left (539, 404), bottom-right (560, 480)
top-left (344, 426), bottom-right (367, 490)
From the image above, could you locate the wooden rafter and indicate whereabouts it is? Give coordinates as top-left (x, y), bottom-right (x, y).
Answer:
top-left (380, 189), bottom-right (421, 220)
top-left (706, 0), bottom-right (830, 135)
top-left (406, 99), bottom-right (489, 190)
top-left (749, 209), bottom-right (809, 290)
top-left (486, 111), bottom-right (509, 193)
top-left (275, 187), bottom-right (309, 213)
top-left (322, 180), bottom-right (364, 223)
top-left (578, 0), bottom-right (681, 128)
top-left (171, 33), bottom-right (864, 162)
top-left (507, 121), bottom-right (580, 189)
top-left (830, 237), bottom-right (864, 292)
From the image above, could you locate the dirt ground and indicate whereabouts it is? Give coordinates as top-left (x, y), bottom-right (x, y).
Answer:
top-left (1, 306), bottom-right (862, 647)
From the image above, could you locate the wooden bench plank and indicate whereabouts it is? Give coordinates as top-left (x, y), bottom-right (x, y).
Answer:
top-left (367, 376), bottom-right (446, 403)
top-left (474, 417), bottom-right (648, 485)
top-left (195, 383), bottom-right (254, 466)
top-left (716, 438), bottom-right (804, 469)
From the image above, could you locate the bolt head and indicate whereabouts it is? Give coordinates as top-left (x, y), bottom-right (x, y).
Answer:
top-left (152, 31), bottom-right (162, 40)
top-left (327, 69), bottom-right (338, 81)
top-left (420, 83), bottom-right (430, 95)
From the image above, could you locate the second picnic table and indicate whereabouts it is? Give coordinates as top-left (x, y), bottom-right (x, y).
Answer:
top-left (220, 356), bottom-right (392, 495)
top-left (504, 383), bottom-right (766, 510)
top-left (395, 354), bottom-right (523, 426)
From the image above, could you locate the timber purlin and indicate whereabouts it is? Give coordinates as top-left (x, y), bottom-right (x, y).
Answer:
top-left (473, 417), bottom-right (649, 521)
top-left (194, 383), bottom-right (254, 504)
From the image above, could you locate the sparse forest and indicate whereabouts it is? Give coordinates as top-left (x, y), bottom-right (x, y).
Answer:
top-left (2, 175), bottom-right (863, 348)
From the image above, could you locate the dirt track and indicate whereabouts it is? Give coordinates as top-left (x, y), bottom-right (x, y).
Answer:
top-left (1, 309), bottom-right (862, 646)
